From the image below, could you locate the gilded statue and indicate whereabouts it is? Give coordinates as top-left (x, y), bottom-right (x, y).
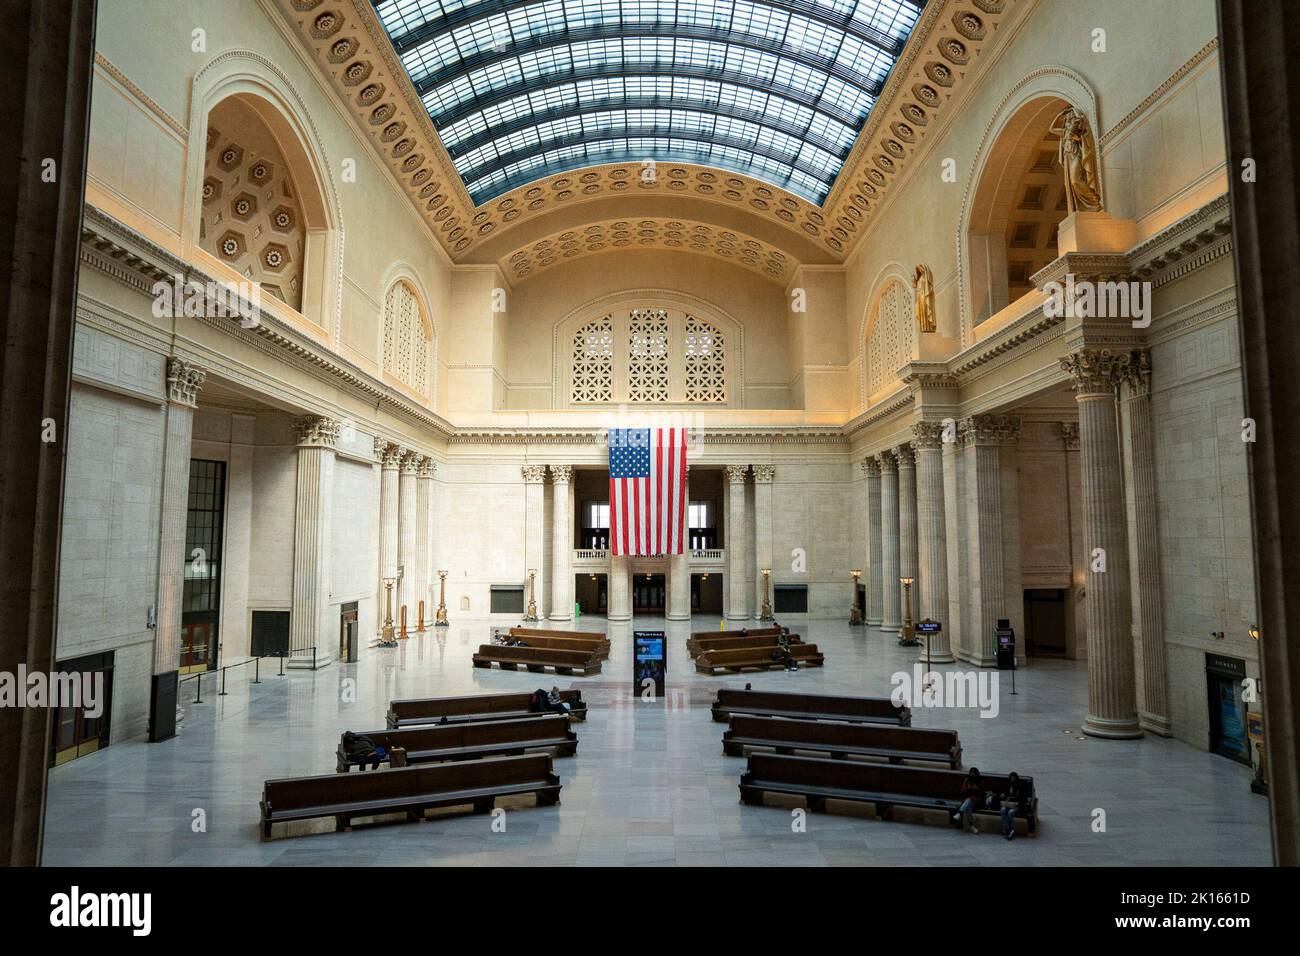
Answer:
top-left (913, 264), bottom-right (936, 333)
top-left (1049, 106), bottom-right (1102, 213)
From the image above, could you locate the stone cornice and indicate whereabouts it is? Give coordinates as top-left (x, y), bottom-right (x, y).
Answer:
top-left (1100, 39), bottom-right (1220, 148)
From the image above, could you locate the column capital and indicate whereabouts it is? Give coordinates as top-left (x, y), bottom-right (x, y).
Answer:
top-left (752, 464), bottom-right (775, 483)
top-left (379, 442), bottom-right (403, 469)
top-left (373, 436), bottom-right (388, 461)
top-left (874, 450), bottom-right (897, 471)
top-left (724, 463), bottom-right (749, 484)
top-left (959, 414), bottom-right (1021, 446)
top-left (1061, 348), bottom-right (1133, 396)
top-left (399, 449), bottom-right (421, 475)
top-left (418, 456), bottom-right (437, 479)
top-left (522, 464), bottom-right (547, 484)
top-left (1060, 422), bottom-right (1081, 450)
top-left (861, 456), bottom-right (880, 477)
top-left (166, 357), bottom-right (206, 408)
top-left (549, 464), bottom-right (573, 484)
top-left (1119, 348), bottom-right (1152, 398)
top-left (294, 415), bottom-right (340, 448)
top-left (911, 420), bottom-right (946, 450)
top-left (891, 443), bottom-right (915, 468)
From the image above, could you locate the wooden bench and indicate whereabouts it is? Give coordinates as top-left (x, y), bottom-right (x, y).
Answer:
top-left (500, 632), bottom-right (610, 659)
top-left (738, 753), bottom-right (1036, 834)
top-left (710, 688), bottom-right (911, 726)
top-left (260, 753), bottom-right (561, 838)
top-left (687, 633), bottom-right (804, 658)
top-left (689, 626), bottom-right (786, 641)
top-left (510, 627), bottom-right (607, 642)
top-left (386, 690), bottom-right (586, 729)
top-left (337, 716), bottom-right (577, 772)
top-left (695, 643), bottom-right (824, 674)
top-left (722, 715), bottom-right (961, 768)
top-left (473, 644), bottom-right (602, 676)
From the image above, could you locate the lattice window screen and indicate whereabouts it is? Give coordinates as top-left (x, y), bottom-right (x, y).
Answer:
top-left (571, 314), bottom-right (614, 403)
top-left (866, 280), bottom-right (912, 398)
top-left (684, 315), bottom-right (726, 403)
top-left (383, 281), bottom-right (429, 395)
top-left (627, 308), bottom-right (670, 403)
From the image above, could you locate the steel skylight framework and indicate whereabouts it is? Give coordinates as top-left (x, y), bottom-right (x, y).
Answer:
top-left (374, 0), bottom-right (925, 205)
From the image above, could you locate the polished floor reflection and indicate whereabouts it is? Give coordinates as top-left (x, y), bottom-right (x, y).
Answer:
top-left (42, 618), bottom-right (1270, 866)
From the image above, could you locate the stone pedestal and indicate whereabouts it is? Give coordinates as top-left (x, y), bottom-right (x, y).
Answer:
top-left (549, 465), bottom-right (573, 622)
top-left (877, 453), bottom-right (901, 632)
top-left (1056, 210), bottom-right (1138, 255)
top-left (1063, 350), bottom-right (1142, 739)
top-left (725, 464), bottom-right (749, 621)
top-left (914, 422), bottom-right (954, 663)
top-left (289, 416), bottom-right (339, 668)
top-left (862, 458), bottom-right (883, 625)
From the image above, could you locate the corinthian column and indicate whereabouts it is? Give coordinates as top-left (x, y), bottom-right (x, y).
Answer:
top-left (1120, 351), bottom-right (1170, 735)
top-left (1062, 349), bottom-right (1142, 739)
top-left (521, 465), bottom-right (547, 620)
top-left (549, 465), bottom-right (574, 622)
top-left (154, 359), bottom-right (205, 684)
top-left (960, 415), bottom-right (1019, 666)
top-left (752, 465), bottom-right (775, 621)
top-left (609, 554), bottom-right (631, 622)
top-left (290, 415), bottom-right (340, 667)
top-left (415, 458), bottom-right (434, 627)
top-left (397, 450), bottom-right (419, 622)
top-left (895, 444), bottom-right (918, 613)
top-left (862, 458), bottom-right (883, 625)
top-left (878, 452), bottom-right (901, 632)
top-left (913, 421), bottom-right (954, 662)
top-left (725, 464), bottom-right (749, 621)
top-left (667, 465), bottom-right (691, 620)
top-left (377, 441), bottom-right (401, 632)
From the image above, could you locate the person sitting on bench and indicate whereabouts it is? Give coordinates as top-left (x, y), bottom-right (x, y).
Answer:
top-left (770, 647), bottom-right (799, 672)
top-left (952, 767), bottom-right (990, 833)
top-left (547, 686), bottom-right (572, 712)
top-left (998, 771), bottom-right (1026, 840)
top-left (530, 688), bottom-right (568, 714)
top-left (341, 731), bottom-right (389, 770)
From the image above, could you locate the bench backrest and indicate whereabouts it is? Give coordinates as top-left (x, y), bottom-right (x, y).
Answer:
top-left (728, 715), bottom-right (955, 753)
top-left (716, 688), bottom-right (899, 719)
top-left (691, 635), bottom-right (804, 652)
top-left (502, 635), bottom-right (607, 653)
top-left (346, 715), bottom-right (572, 755)
top-left (698, 644), bottom-right (822, 665)
top-left (265, 754), bottom-right (555, 811)
top-left (389, 690), bottom-right (583, 722)
top-left (689, 626), bottom-right (785, 640)
top-left (509, 628), bottom-right (606, 642)
top-left (475, 644), bottom-right (595, 665)
top-left (746, 753), bottom-right (1030, 802)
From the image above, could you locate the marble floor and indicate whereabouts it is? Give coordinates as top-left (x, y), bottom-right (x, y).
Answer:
top-left (42, 617), bottom-right (1271, 866)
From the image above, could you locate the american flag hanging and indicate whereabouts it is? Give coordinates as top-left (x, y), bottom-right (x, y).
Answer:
top-left (609, 428), bottom-right (688, 556)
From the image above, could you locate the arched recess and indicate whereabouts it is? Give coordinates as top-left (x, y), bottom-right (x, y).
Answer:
top-left (956, 67), bottom-right (1101, 344)
top-left (859, 266), bottom-right (915, 407)
top-left (552, 290), bottom-right (744, 409)
top-left (378, 262), bottom-right (437, 402)
top-left (184, 51), bottom-right (343, 338)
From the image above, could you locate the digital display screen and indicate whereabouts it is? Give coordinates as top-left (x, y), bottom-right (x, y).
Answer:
top-left (635, 636), bottom-right (664, 661)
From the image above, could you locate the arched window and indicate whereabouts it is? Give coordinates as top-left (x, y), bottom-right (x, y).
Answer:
top-left (571, 315), bottom-right (614, 404)
top-left (866, 279), bottom-right (912, 399)
top-left (565, 306), bottom-right (731, 406)
top-left (383, 280), bottom-right (432, 396)
top-left (684, 316), bottom-right (726, 403)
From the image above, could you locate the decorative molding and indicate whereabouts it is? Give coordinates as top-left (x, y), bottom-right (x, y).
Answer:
top-left (1060, 349), bottom-right (1133, 396)
top-left (891, 443), bottom-right (916, 467)
top-left (94, 52), bottom-right (187, 139)
top-left (166, 357), bottom-right (207, 407)
top-left (960, 414), bottom-right (1021, 445)
top-left (752, 464), bottom-right (776, 483)
top-left (549, 464), bottom-right (574, 483)
top-left (724, 464), bottom-right (749, 484)
top-left (418, 456), bottom-right (437, 478)
top-left (1119, 348), bottom-right (1153, 399)
top-left (1100, 39), bottom-right (1220, 147)
top-left (294, 414), bottom-right (341, 447)
top-left (521, 464), bottom-right (548, 483)
top-left (912, 420), bottom-right (946, 449)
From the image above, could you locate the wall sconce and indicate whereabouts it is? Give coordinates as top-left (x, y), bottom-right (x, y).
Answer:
top-left (1249, 624), bottom-right (1261, 641)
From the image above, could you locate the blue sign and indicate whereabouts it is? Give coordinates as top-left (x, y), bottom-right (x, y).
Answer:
top-left (634, 630), bottom-right (666, 699)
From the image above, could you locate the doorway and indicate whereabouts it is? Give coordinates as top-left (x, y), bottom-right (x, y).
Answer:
top-left (50, 652), bottom-right (114, 766)
top-left (692, 573), bottom-right (723, 614)
top-left (633, 573), bottom-right (666, 614)
top-left (1206, 653), bottom-right (1249, 764)
top-left (1023, 588), bottom-right (1067, 657)
top-left (339, 602), bottom-right (358, 663)
top-left (576, 574), bottom-right (607, 615)
top-left (181, 459), bottom-right (226, 673)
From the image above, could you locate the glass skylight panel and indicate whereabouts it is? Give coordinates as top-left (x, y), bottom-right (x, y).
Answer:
top-left (374, 0), bottom-right (926, 205)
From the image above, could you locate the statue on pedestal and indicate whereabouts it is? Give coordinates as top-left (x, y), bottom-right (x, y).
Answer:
top-left (1049, 106), bottom-right (1103, 213)
top-left (914, 264), bottom-right (936, 333)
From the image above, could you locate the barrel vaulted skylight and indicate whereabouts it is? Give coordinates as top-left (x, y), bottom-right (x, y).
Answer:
top-left (373, 0), bottom-right (925, 206)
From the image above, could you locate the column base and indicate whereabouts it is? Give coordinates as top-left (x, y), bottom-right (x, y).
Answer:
top-left (865, 616), bottom-right (882, 626)
top-left (879, 620), bottom-right (901, 634)
top-left (1138, 711), bottom-right (1173, 737)
top-left (1082, 714), bottom-right (1144, 739)
top-left (608, 613), bottom-right (632, 622)
top-left (666, 611), bottom-right (690, 621)
top-left (724, 612), bottom-right (748, 622)
top-left (287, 652), bottom-right (332, 670)
top-left (956, 648), bottom-right (998, 667)
top-left (917, 648), bottom-right (956, 665)
top-left (549, 615), bottom-right (572, 624)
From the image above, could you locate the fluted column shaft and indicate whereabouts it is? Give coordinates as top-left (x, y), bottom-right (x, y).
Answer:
top-left (397, 452), bottom-right (419, 622)
top-left (549, 465), bottom-right (573, 622)
top-left (878, 453), bottom-right (901, 632)
top-left (914, 423), bottom-right (954, 663)
top-left (1122, 352), bottom-right (1169, 735)
top-left (942, 430), bottom-right (965, 658)
top-left (725, 464), bottom-right (749, 621)
top-left (752, 465), bottom-right (775, 620)
top-left (290, 417), bottom-right (339, 666)
top-left (522, 465), bottom-right (547, 619)
top-left (609, 554), bottom-right (631, 621)
top-left (154, 359), bottom-right (205, 675)
top-left (667, 465), bottom-right (691, 620)
top-left (960, 416), bottom-right (1019, 666)
top-left (1063, 350), bottom-right (1142, 739)
top-left (896, 445), bottom-right (919, 615)
top-left (377, 442), bottom-right (401, 630)
top-left (415, 459), bottom-right (433, 626)
top-left (863, 459), bottom-right (883, 625)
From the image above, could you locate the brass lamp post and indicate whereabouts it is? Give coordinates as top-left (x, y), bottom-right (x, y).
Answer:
top-left (760, 568), bottom-right (773, 621)
top-left (434, 570), bottom-right (449, 626)
top-left (523, 569), bottom-right (539, 622)
top-left (849, 569), bottom-right (863, 626)
top-left (898, 576), bottom-right (918, 646)
top-left (379, 577), bottom-right (398, 647)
